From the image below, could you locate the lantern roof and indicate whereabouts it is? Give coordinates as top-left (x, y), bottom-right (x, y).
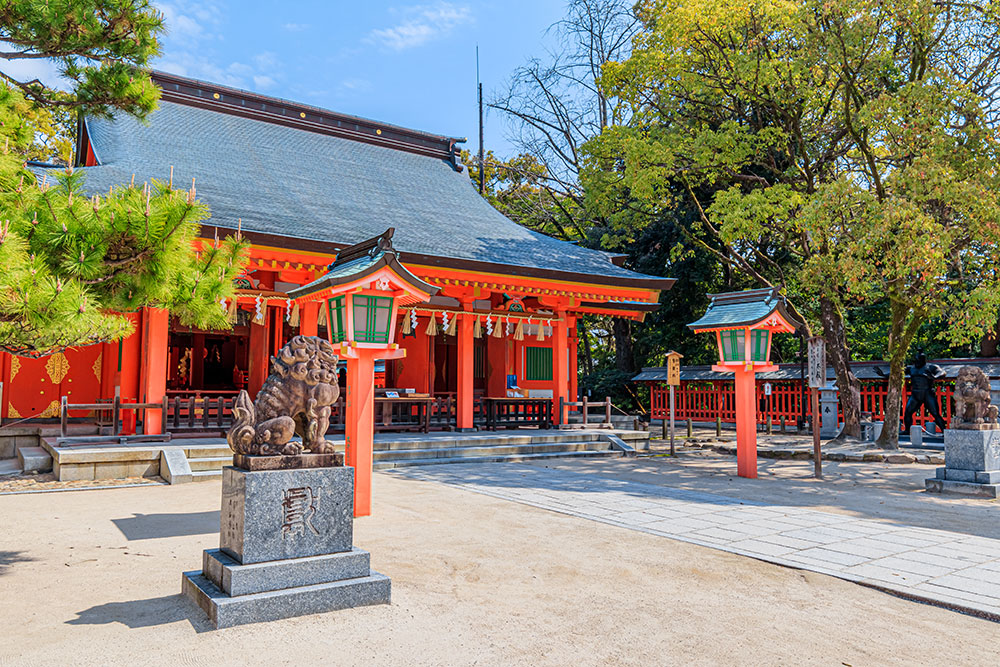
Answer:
top-left (288, 228), bottom-right (438, 305)
top-left (687, 288), bottom-right (803, 333)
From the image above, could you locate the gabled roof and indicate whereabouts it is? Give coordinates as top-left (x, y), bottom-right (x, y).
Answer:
top-left (687, 288), bottom-right (803, 331)
top-left (69, 71), bottom-right (673, 292)
top-left (289, 228), bottom-right (438, 302)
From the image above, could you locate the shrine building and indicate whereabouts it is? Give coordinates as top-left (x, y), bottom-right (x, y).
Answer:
top-left (1, 71), bottom-right (672, 434)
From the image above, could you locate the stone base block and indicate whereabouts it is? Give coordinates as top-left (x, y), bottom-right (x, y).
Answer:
top-left (925, 477), bottom-right (1000, 499)
top-left (182, 569), bottom-right (390, 629)
top-left (202, 547), bottom-right (371, 596)
top-left (221, 466), bottom-right (353, 564)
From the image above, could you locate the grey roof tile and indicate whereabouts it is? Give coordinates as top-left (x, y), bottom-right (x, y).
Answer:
top-left (70, 100), bottom-right (668, 286)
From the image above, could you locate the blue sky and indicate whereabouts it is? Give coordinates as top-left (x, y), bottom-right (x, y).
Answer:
top-left (150, 1), bottom-right (567, 158)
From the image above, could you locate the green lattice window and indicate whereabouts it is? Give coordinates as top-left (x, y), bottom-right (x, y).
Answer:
top-left (327, 296), bottom-right (346, 343)
top-left (750, 329), bottom-right (769, 362)
top-left (525, 346), bottom-right (553, 381)
top-left (719, 329), bottom-right (746, 362)
top-left (352, 295), bottom-right (393, 343)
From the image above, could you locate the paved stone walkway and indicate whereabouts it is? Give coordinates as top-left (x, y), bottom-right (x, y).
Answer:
top-left (389, 463), bottom-right (1000, 621)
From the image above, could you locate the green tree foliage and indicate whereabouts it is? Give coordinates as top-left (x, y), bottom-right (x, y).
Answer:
top-left (0, 3), bottom-right (249, 357)
top-left (0, 0), bottom-right (162, 119)
top-left (584, 0), bottom-right (1000, 444)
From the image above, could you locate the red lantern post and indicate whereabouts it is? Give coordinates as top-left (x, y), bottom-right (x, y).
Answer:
top-left (290, 229), bottom-right (438, 516)
top-left (688, 289), bottom-right (803, 479)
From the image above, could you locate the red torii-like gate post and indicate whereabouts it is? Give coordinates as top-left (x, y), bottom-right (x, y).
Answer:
top-left (291, 229), bottom-right (438, 517)
top-left (688, 288), bottom-right (803, 479)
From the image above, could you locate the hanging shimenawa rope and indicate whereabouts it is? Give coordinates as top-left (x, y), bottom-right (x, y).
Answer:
top-left (446, 312), bottom-right (458, 336)
top-left (289, 302), bottom-right (300, 327)
top-left (513, 319), bottom-right (525, 341)
top-left (318, 302), bottom-right (328, 327)
top-left (400, 308), bottom-right (412, 335)
top-left (473, 316), bottom-right (482, 338)
top-left (492, 316), bottom-right (503, 338)
top-left (426, 313), bottom-right (439, 336)
top-left (227, 299), bottom-right (239, 324)
top-left (536, 319), bottom-right (545, 341)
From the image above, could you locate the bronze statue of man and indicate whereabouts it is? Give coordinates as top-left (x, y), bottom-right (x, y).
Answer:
top-left (879, 349), bottom-right (947, 432)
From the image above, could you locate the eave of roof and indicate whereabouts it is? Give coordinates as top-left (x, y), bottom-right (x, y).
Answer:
top-left (688, 287), bottom-right (803, 330)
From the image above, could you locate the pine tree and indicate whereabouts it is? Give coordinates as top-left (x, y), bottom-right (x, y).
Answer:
top-left (0, 2), bottom-right (249, 356)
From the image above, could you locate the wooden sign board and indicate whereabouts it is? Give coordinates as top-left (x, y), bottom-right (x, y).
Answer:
top-left (666, 351), bottom-right (683, 386)
top-left (807, 337), bottom-right (826, 388)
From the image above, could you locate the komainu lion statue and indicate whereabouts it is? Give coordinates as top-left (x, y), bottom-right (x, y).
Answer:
top-left (227, 336), bottom-right (340, 456)
top-left (951, 365), bottom-right (999, 429)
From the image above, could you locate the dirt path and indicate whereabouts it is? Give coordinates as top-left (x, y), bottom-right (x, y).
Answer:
top-left (0, 469), bottom-right (995, 666)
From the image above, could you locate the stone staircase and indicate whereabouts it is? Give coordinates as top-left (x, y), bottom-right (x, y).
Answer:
top-left (41, 429), bottom-right (649, 484)
top-left (182, 444), bottom-right (236, 482)
top-left (370, 430), bottom-right (641, 470)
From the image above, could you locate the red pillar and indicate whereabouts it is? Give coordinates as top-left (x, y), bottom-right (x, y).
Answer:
top-left (138, 307), bottom-right (169, 434)
top-left (118, 312), bottom-right (142, 402)
top-left (299, 301), bottom-right (320, 337)
top-left (734, 367), bottom-right (758, 479)
top-left (552, 311), bottom-right (569, 424)
top-left (568, 316), bottom-right (578, 408)
top-left (270, 307), bottom-right (284, 355)
top-left (456, 304), bottom-right (475, 430)
top-left (248, 316), bottom-right (268, 398)
top-left (345, 354), bottom-right (375, 517)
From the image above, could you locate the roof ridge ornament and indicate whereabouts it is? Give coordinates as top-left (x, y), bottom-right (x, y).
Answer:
top-left (329, 228), bottom-right (396, 269)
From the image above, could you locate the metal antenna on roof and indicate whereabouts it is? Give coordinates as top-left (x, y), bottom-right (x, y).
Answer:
top-left (477, 45), bottom-right (484, 196)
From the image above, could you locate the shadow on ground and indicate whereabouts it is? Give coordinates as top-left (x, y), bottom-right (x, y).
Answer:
top-left (67, 594), bottom-right (212, 632)
top-left (0, 550), bottom-right (36, 576)
top-left (112, 511), bottom-right (220, 541)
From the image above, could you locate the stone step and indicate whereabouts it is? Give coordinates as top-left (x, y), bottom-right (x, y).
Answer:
top-left (371, 432), bottom-right (606, 451)
top-left (184, 446), bottom-right (235, 459)
top-left (373, 448), bottom-right (622, 470)
top-left (191, 470), bottom-right (222, 482)
top-left (0, 458), bottom-right (22, 476)
top-left (17, 446), bottom-right (52, 473)
top-left (374, 441), bottom-right (607, 462)
top-left (188, 456), bottom-right (233, 472)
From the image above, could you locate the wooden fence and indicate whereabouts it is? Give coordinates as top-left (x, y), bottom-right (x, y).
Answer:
top-left (650, 380), bottom-right (955, 427)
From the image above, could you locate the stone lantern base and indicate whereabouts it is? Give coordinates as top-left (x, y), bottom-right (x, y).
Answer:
top-left (182, 466), bottom-right (390, 628)
top-left (925, 428), bottom-right (1000, 499)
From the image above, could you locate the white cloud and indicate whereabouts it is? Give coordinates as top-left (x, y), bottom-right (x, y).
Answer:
top-left (284, 23), bottom-right (308, 32)
top-left (253, 75), bottom-right (276, 89)
top-left (153, 1), bottom-right (282, 94)
top-left (368, 3), bottom-right (473, 51)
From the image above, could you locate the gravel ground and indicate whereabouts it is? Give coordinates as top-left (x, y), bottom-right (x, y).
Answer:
top-left (0, 465), bottom-right (996, 666)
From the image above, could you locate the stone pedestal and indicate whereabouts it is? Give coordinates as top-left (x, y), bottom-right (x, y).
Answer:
top-left (819, 384), bottom-right (839, 438)
top-left (925, 429), bottom-right (1000, 498)
top-left (182, 466), bottom-right (390, 628)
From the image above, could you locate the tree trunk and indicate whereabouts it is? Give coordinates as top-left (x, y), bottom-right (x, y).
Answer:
top-left (612, 317), bottom-right (637, 373)
top-left (818, 296), bottom-right (862, 439)
top-left (876, 300), bottom-right (919, 450)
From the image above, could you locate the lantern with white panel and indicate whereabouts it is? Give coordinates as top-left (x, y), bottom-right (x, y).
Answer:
top-left (290, 229), bottom-right (438, 516)
top-left (688, 289), bottom-right (803, 478)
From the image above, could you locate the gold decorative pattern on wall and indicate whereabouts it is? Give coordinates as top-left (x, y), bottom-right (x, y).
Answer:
top-left (39, 400), bottom-right (60, 418)
top-left (7, 404), bottom-right (20, 418)
top-left (9, 356), bottom-right (21, 382)
top-left (46, 353), bottom-right (70, 384)
top-left (93, 355), bottom-right (102, 381)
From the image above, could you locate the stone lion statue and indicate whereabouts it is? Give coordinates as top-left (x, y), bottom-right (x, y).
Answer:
top-left (227, 335), bottom-right (340, 456)
top-left (951, 365), bottom-right (998, 429)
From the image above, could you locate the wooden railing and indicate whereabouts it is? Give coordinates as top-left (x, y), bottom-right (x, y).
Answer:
top-left (650, 379), bottom-right (956, 428)
top-left (163, 395), bottom-right (235, 433)
top-left (481, 397), bottom-right (552, 430)
top-left (59, 394), bottom-right (170, 443)
top-left (558, 396), bottom-right (612, 426)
